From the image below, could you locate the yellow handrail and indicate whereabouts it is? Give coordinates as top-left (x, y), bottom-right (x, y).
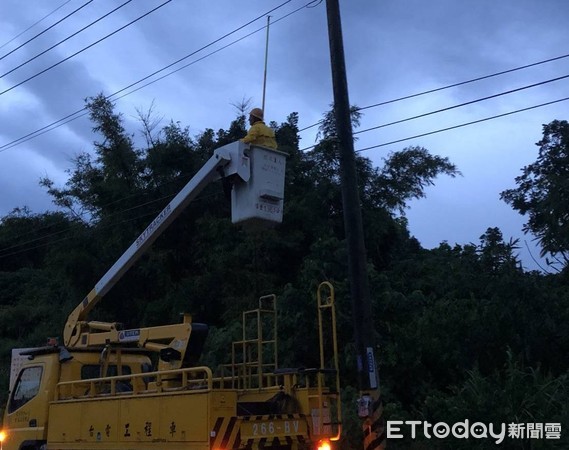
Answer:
top-left (55, 366), bottom-right (213, 400)
top-left (317, 281), bottom-right (342, 441)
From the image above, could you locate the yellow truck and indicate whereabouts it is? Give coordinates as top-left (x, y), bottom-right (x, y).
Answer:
top-left (1, 142), bottom-right (341, 450)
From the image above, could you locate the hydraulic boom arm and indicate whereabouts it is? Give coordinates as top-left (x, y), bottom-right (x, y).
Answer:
top-left (63, 142), bottom-right (254, 347)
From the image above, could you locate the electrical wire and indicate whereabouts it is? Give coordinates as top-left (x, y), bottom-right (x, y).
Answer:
top-left (111, 1), bottom-right (315, 102)
top-left (306, 0), bottom-right (324, 7)
top-left (297, 52), bottom-right (569, 133)
top-left (4, 97), bottom-right (568, 255)
top-left (0, 0), bottom-right (173, 97)
top-left (354, 96), bottom-right (569, 153)
top-left (0, 0), bottom-right (94, 63)
top-left (2, 4), bottom-right (557, 150)
top-left (4, 94), bottom-right (568, 257)
top-left (0, 224), bottom-right (74, 254)
top-left (0, 0), bottom-right (74, 51)
top-left (0, 109), bottom-right (89, 153)
top-left (297, 74), bottom-right (569, 154)
top-left (0, 2), bottom-right (317, 252)
top-left (0, 189), bottom-right (224, 259)
top-left (0, 0), bottom-right (303, 153)
top-left (106, 0), bottom-right (295, 100)
top-left (353, 73), bottom-right (569, 136)
top-left (1, 0), bottom-right (133, 79)
top-left (0, 166), bottom-right (195, 246)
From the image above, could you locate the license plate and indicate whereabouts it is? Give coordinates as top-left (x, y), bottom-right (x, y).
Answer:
top-left (241, 419), bottom-right (307, 438)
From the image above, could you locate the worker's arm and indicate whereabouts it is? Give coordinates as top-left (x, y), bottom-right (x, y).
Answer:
top-left (241, 124), bottom-right (260, 144)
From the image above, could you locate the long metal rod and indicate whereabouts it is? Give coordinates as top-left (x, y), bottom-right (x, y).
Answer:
top-left (261, 15), bottom-right (271, 112)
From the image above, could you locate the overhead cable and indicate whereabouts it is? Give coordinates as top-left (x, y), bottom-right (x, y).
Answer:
top-left (298, 94), bottom-right (569, 154)
top-left (0, 167), bottom-right (192, 245)
top-left (358, 53), bottom-right (569, 112)
top-left (1, 0), bottom-right (133, 79)
top-left (0, 189), bottom-right (223, 259)
top-left (0, 194), bottom-right (167, 255)
top-left (0, 109), bottom-right (89, 153)
top-left (0, 0), bottom-right (302, 152)
top-left (354, 96), bottom-right (569, 153)
top-left (107, 0), bottom-right (295, 101)
top-left (297, 52), bottom-right (569, 133)
top-left (3, 95), bottom-right (567, 257)
top-left (0, 0), bottom-right (173, 97)
top-left (0, 0), bottom-right (74, 52)
top-left (354, 73), bottom-right (569, 136)
top-left (111, 1), bottom-right (314, 101)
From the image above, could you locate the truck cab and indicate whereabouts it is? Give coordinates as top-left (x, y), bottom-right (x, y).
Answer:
top-left (4, 346), bottom-right (153, 450)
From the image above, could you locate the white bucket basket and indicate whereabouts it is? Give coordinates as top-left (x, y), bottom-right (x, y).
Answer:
top-left (231, 145), bottom-right (287, 227)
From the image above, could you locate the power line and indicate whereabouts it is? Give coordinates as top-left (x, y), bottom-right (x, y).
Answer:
top-left (0, 0), bottom-right (74, 51)
top-left (106, 0), bottom-right (295, 101)
top-left (26, 97), bottom-right (568, 257)
top-left (1, 0), bottom-right (133, 79)
top-left (0, 163), bottom-right (197, 248)
top-left (297, 72), bottom-right (569, 153)
top-left (0, 109), bottom-right (89, 153)
top-left (358, 53), bottom-right (569, 112)
top-left (3, 95), bottom-right (566, 258)
top-left (0, 0), bottom-right (93, 63)
top-left (111, 1), bottom-right (313, 101)
top-left (6, 98), bottom-right (566, 258)
top-left (297, 52), bottom-right (569, 133)
top-left (354, 73), bottom-right (569, 136)
top-left (354, 96), bottom-right (569, 153)
top-left (0, 224), bottom-right (74, 255)
top-left (0, 192), bottom-right (175, 256)
top-left (0, 0), bottom-right (173, 97)
top-left (0, 0), bottom-right (303, 152)
top-left (10, 0), bottom-right (553, 155)
top-left (4, 100), bottom-right (568, 256)
top-left (0, 189), bottom-right (224, 260)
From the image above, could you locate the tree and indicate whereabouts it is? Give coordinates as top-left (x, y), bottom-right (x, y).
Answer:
top-left (501, 120), bottom-right (569, 268)
top-left (477, 227), bottom-right (520, 274)
top-left (40, 94), bottom-right (143, 221)
top-left (374, 146), bottom-right (461, 214)
top-left (313, 108), bottom-right (461, 215)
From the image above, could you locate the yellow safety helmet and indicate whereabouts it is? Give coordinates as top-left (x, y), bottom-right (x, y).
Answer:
top-left (249, 108), bottom-right (264, 121)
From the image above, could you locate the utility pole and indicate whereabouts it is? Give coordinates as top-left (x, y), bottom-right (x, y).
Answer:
top-left (324, 0), bottom-right (386, 449)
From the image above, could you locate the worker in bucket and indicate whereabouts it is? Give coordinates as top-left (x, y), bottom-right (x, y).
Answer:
top-left (241, 107), bottom-right (277, 149)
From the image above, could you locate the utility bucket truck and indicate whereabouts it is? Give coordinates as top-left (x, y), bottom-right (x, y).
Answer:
top-left (1, 142), bottom-right (342, 450)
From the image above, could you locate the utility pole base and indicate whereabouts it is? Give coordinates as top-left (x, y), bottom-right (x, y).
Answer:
top-left (362, 389), bottom-right (386, 450)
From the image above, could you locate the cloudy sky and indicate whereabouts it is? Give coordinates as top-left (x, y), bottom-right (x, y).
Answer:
top-left (0, 0), bottom-right (568, 271)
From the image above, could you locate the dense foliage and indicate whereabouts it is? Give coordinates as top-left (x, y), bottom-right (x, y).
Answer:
top-left (1, 96), bottom-right (568, 449)
top-left (501, 119), bottom-right (569, 270)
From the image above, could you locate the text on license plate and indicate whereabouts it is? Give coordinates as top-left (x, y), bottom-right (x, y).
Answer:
top-left (241, 419), bottom-right (307, 438)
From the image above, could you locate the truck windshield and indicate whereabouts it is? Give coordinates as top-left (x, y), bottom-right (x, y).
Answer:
top-left (8, 366), bottom-right (43, 413)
